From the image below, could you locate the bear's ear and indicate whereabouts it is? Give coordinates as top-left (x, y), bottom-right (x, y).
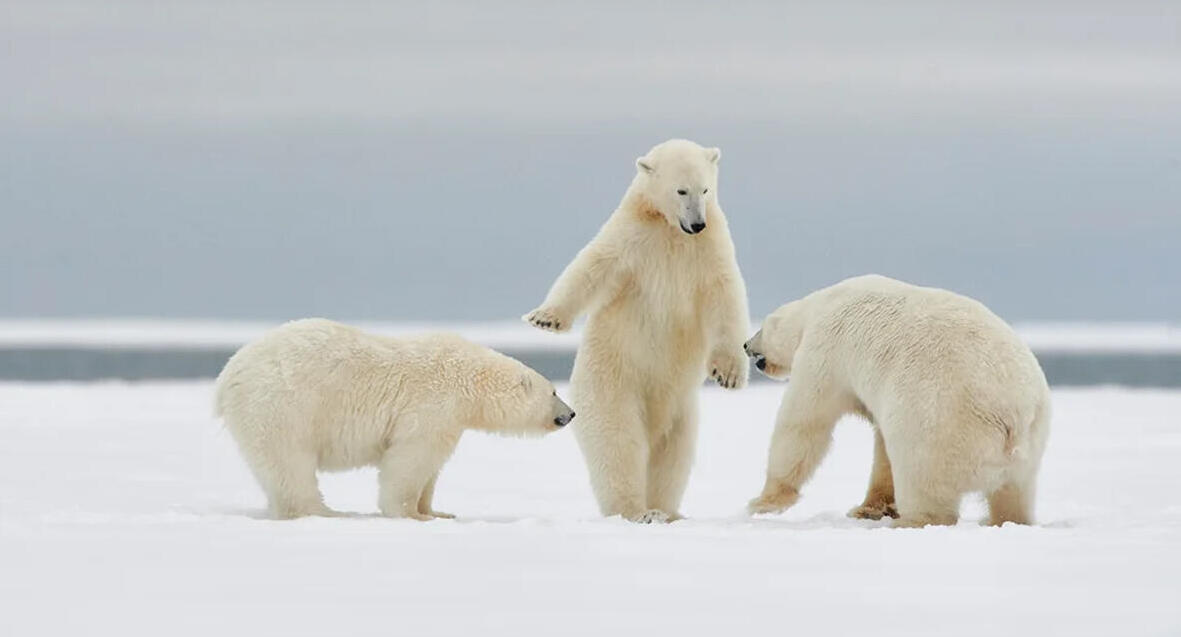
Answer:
top-left (706, 147), bottom-right (721, 164)
top-left (518, 374), bottom-right (533, 393)
top-left (636, 157), bottom-right (655, 174)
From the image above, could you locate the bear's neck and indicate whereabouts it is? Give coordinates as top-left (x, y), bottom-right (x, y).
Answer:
top-left (619, 188), bottom-right (666, 227)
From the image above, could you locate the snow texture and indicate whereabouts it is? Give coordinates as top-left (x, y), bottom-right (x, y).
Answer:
top-left (1, 382), bottom-right (1178, 636)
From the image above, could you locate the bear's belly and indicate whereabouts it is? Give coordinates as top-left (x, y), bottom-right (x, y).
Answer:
top-left (313, 421), bottom-right (390, 471)
top-left (582, 299), bottom-right (708, 384)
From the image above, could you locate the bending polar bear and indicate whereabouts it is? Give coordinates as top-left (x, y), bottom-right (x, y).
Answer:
top-left (744, 275), bottom-right (1050, 527)
top-left (524, 139), bottom-right (750, 523)
top-left (215, 319), bottom-right (574, 520)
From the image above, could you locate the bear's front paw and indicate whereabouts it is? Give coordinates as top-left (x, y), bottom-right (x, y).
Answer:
top-left (425, 510), bottom-right (456, 520)
top-left (708, 349), bottom-right (749, 390)
top-left (747, 484), bottom-right (800, 516)
top-left (522, 307), bottom-right (570, 333)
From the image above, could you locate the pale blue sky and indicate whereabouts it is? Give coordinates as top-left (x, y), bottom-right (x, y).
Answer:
top-left (2, 1), bottom-right (1179, 321)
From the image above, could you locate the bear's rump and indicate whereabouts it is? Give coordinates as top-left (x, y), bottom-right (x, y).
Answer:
top-left (873, 388), bottom-right (1025, 494)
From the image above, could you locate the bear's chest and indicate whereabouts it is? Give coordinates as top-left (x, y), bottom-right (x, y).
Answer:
top-left (599, 254), bottom-right (710, 349)
top-left (627, 260), bottom-right (705, 316)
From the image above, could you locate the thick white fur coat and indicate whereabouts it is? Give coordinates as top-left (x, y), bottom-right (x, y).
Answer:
top-left (525, 139), bottom-right (750, 522)
top-left (215, 319), bottom-right (572, 519)
top-left (745, 275), bottom-right (1050, 527)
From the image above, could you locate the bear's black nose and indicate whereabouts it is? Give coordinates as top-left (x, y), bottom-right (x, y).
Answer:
top-left (554, 413), bottom-right (574, 427)
top-left (689, 222), bottom-right (706, 234)
top-left (755, 357), bottom-right (767, 371)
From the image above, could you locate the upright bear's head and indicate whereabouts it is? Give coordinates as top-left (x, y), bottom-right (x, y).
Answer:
top-left (744, 299), bottom-right (807, 381)
top-left (634, 139), bottom-right (721, 236)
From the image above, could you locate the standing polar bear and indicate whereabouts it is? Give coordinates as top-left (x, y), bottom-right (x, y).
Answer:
top-left (215, 319), bottom-right (574, 520)
top-left (744, 275), bottom-right (1050, 527)
top-left (524, 139), bottom-right (750, 523)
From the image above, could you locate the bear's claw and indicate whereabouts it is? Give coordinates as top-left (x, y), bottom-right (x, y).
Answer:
top-left (523, 308), bottom-right (569, 333)
top-left (708, 350), bottom-right (748, 390)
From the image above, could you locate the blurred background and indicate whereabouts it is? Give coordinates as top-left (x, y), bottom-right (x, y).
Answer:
top-left (2, 1), bottom-right (1179, 382)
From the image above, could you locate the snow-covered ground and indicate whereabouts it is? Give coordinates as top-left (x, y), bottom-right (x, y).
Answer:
top-left (1, 382), bottom-right (1179, 636)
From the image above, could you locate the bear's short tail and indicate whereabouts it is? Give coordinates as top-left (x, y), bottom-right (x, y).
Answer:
top-left (973, 402), bottom-right (1019, 458)
top-left (1002, 421), bottom-right (1016, 457)
top-left (1004, 399), bottom-right (1050, 461)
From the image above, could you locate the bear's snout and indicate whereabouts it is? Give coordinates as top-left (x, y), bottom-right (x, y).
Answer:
top-left (744, 339), bottom-right (768, 370)
top-left (688, 221), bottom-right (706, 234)
top-left (554, 411), bottom-right (575, 427)
top-left (744, 337), bottom-right (764, 364)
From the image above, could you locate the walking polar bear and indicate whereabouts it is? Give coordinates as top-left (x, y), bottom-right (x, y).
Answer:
top-left (215, 319), bottom-right (574, 520)
top-left (525, 139), bottom-right (750, 523)
top-left (744, 275), bottom-right (1050, 527)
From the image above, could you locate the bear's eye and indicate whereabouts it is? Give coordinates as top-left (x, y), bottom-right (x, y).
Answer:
top-left (676, 189), bottom-right (687, 196)
top-left (703, 188), bottom-right (709, 194)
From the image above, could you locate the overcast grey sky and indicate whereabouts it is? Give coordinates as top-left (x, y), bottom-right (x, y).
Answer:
top-left (2, 1), bottom-right (1179, 321)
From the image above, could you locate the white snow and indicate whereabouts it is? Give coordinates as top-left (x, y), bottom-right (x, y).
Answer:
top-left (3, 319), bottom-right (1181, 353)
top-left (1, 382), bottom-right (1179, 636)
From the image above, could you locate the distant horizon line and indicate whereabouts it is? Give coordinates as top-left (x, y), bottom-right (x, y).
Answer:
top-left (0, 318), bottom-right (1178, 354)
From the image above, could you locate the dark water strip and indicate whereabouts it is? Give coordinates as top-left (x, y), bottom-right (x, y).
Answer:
top-left (1, 347), bottom-right (1179, 387)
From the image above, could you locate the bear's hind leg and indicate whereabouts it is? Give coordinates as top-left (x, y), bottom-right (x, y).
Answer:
top-left (848, 427), bottom-right (898, 520)
top-left (248, 448), bottom-right (331, 520)
top-left (574, 400), bottom-right (663, 523)
top-left (646, 399), bottom-right (698, 520)
top-left (890, 467), bottom-right (961, 528)
top-left (987, 474), bottom-right (1036, 526)
top-left (416, 472), bottom-right (456, 519)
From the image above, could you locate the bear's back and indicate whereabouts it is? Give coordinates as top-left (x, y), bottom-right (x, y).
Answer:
top-left (815, 275), bottom-right (1045, 404)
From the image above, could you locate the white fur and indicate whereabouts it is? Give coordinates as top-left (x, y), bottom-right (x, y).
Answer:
top-left (214, 319), bottom-right (573, 520)
top-left (524, 139), bottom-right (750, 523)
top-left (744, 275), bottom-right (1050, 527)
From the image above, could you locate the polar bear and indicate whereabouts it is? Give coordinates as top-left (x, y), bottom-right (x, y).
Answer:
top-left (524, 139), bottom-right (750, 523)
top-left (744, 275), bottom-right (1050, 527)
top-left (214, 319), bottom-right (574, 520)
